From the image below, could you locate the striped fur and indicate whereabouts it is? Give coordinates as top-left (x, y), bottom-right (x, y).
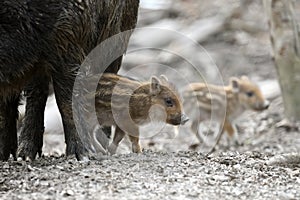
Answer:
top-left (95, 73), bottom-right (188, 154)
top-left (184, 76), bottom-right (269, 151)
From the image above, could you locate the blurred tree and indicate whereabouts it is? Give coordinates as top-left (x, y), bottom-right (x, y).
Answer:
top-left (264, 0), bottom-right (300, 121)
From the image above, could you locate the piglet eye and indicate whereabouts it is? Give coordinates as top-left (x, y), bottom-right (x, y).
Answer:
top-left (165, 98), bottom-right (174, 107)
top-left (246, 91), bottom-right (254, 97)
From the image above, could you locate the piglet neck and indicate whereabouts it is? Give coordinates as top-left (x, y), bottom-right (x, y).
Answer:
top-left (129, 84), bottom-right (153, 124)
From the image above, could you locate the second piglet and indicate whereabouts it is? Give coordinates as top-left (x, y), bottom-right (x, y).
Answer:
top-left (183, 76), bottom-right (269, 152)
top-left (95, 73), bottom-right (189, 154)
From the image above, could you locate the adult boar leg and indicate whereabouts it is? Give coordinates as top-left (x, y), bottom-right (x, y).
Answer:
top-left (0, 95), bottom-right (20, 161)
top-left (18, 75), bottom-right (49, 160)
top-left (52, 70), bottom-right (86, 160)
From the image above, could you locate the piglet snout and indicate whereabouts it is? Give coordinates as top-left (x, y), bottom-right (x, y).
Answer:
top-left (263, 100), bottom-right (270, 109)
top-left (180, 114), bottom-right (189, 125)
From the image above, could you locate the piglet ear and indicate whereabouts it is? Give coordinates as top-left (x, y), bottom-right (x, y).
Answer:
top-left (230, 77), bottom-right (240, 93)
top-left (159, 75), bottom-right (169, 84)
top-left (150, 76), bottom-right (161, 95)
top-left (241, 75), bottom-right (249, 81)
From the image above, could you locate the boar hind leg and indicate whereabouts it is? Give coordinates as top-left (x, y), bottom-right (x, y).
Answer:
top-left (18, 75), bottom-right (49, 160)
top-left (52, 72), bottom-right (87, 160)
top-left (108, 126), bottom-right (125, 155)
top-left (0, 95), bottom-right (20, 161)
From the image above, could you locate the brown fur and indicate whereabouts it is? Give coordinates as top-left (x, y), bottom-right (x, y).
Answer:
top-left (95, 73), bottom-right (188, 154)
top-left (184, 76), bottom-right (269, 151)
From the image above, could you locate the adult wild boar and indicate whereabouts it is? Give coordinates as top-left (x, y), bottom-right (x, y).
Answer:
top-left (0, 0), bottom-right (139, 161)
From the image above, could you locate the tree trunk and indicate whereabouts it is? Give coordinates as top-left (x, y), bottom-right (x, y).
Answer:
top-left (264, 0), bottom-right (300, 121)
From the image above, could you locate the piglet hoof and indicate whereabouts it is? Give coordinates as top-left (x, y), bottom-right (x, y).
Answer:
top-left (234, 140), bottom-right (244, 147)
top-left (132, 145), bottom-right (142, 154)
top-left (206, 146), bottom-right (218, 156)
top-left (189, 143), bottom-right (200, 151)
top-left (108, 144), bottom-right (117, 155)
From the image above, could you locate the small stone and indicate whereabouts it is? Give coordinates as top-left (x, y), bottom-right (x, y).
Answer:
top-left (3, 163), bottom-right (9, 169)
top-left (212, 175), bottom-right (231, 182)
top-left (62, 189), bottom-right (75, 197)
top-left (278, 191), bottom-right (295, 199)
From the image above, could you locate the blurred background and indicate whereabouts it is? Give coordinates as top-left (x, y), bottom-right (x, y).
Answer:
top-left (124, 0), bottom-right (276, 82)
top-left (30, 0), bottom-right (300, 156)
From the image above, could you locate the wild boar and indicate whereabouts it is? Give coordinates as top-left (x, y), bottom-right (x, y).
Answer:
top-left (0, 0), bottom-right (139, 161)
top-left (183, 76), bottom-right (269, 152)
top-left (95, 73), bottom-right (189, 154)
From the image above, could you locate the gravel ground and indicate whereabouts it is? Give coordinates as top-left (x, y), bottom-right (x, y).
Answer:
top-left (1, 102), bottom-right (300, 199)
top-left (1, 149), bottom-right (300, 200)
top-left (1, 103), bottom-right (300, 200)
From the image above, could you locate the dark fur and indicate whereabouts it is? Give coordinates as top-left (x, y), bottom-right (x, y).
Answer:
top-left (0, 0), bottom-right (139, 160)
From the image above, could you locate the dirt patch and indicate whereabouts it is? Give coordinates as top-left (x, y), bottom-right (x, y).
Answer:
top-left (1, 150), bottom-right (300, 200)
